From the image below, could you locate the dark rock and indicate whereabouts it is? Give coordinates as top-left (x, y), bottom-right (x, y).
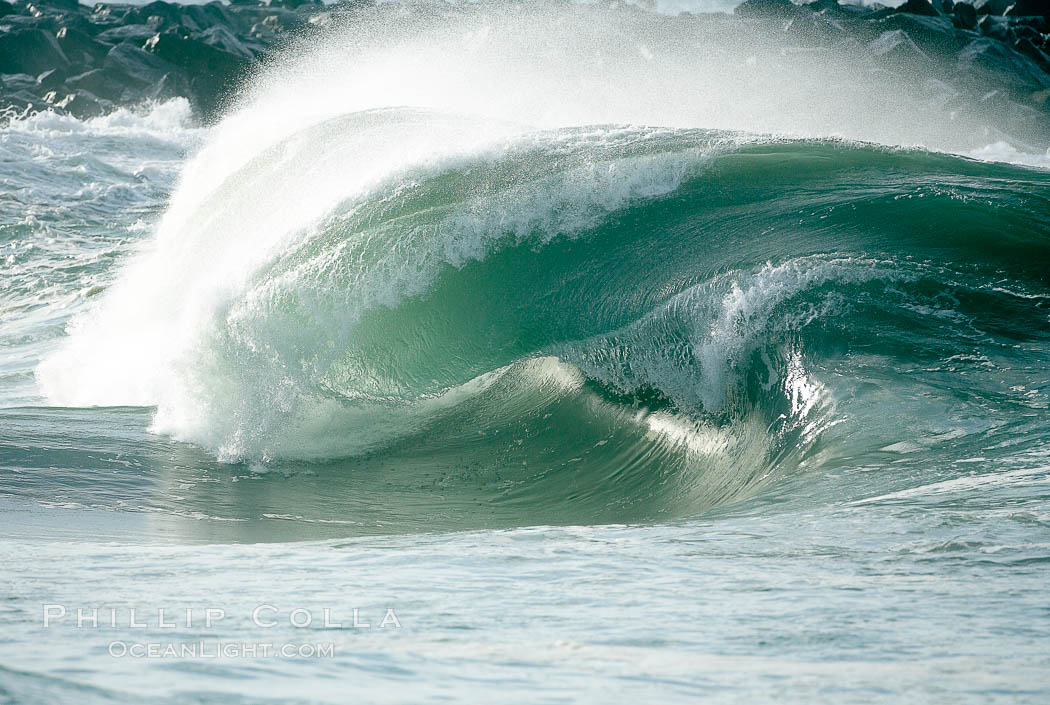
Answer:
top-left (55, 13), bottom-right (100, 37)
top-left (269, 10), bottom-right (305, 30)
top-left (89, 3), bottom-right (130, 28)
top-left (55, 26), bottom-right (110, 66)
top-left (32, 0), bottom-right (80, 13)
top-left (898, 0), bottom-right (942, 16)
top-left (271, 0), bottom-right (320, 8)
top-left (1014, 37), bottom-right (1050, 69)
top-left (143, 32), bottom-right (252, 118)
top-left (0, 15), bottom-right (49, 32)
top-left (36, 66), bottom-right (66, 89)
top-left (974, 0), bottom-right (1012, 15)
top-left (0, 29), bottom-right (70, 76)
top-left (734, 0), bottom-right (805, 19)
top-left (198, 2), bottom-right (246, 33)
top-left (952, 2), bottom-right (978, 29)
top-left (1012, 23), bottom-right (1043, 43)
top-left (254, 10), bottom-right (304, 34)
top-left (0, 1), bottom-right (14, 19)
top-left (64, 67), bottom-right (106, 94)
top-left (1, 72), bottom-right (38, 92)
top-left (49, 88), bottom-right (113, 118)
top-left (102, 41), bottom-right (175, 90)
top-left (1006, 1), bottom-right (1050, 20)
top-left (195, 25), bottom-right (254, 59)
top-left (124, 1), bottom-right (183, 31)
top-left (150, 69), bottom-right (191, 101)
top-left (978, 14), bottom-right (1013, 41)
top-left (165, 24), bottom-right (192, 38)
top-left (21, 9), bottom-right (66, 32)
top-left (3, 89), bottom-right (45, 115)
top-left (1012, 15), bottom-right (1049, 33)
top-left (95, 24), bottom-right (158, 44)
top-left (957, 37), bottom-right (1050, 94)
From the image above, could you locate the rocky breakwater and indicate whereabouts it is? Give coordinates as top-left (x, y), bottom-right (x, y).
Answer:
top-left (0, 0), bottom-right (1048, 140)
top-left (0, 0), bottom-right (371, 121)
top-left (733, 0), bottom-right (1050, 147)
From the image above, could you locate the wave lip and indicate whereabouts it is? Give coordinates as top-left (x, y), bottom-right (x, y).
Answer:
top-left (37, 113), bottom-right (736, 455)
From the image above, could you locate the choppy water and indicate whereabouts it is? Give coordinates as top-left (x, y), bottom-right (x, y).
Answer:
top-left (2, 3), bottom-right (1050, 702)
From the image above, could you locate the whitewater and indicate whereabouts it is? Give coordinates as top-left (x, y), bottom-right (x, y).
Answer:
top-left (1, 2), bottom-right (1049, 702)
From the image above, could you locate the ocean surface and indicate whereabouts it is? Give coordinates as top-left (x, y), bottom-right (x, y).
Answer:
top-left (2, 4), bottom-right (1050, 702)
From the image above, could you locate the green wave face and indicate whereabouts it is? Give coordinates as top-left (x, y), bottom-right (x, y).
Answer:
top-left (37, 110), bottom-right (1050, 527)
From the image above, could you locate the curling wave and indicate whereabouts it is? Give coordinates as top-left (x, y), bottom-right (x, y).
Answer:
top-left (34, 2), bottom-right (1050, 519)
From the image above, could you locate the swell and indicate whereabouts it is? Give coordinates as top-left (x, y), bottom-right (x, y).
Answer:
top-left (35, 113), bottom-right (1050, 520)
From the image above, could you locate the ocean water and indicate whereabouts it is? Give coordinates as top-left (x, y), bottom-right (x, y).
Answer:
top-left (2, 3), bottom-right (1050, 702)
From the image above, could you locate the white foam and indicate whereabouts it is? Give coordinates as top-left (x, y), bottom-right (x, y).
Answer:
top-left (967, 141), bottom-right (1050, 170)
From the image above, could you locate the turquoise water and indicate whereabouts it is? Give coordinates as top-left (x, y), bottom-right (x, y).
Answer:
top-left (3, 3), bottom-right (1050, 701)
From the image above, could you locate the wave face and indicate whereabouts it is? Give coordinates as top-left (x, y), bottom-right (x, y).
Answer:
top-left (36, 2), bottom-right (1050, 519)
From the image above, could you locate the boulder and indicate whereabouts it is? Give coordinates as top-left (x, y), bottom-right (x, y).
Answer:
top-left (95, 24), bottom-right (158, 45)
top-left (734, 0), bottom-right (805, 18)
top-left (102, 42), bottom-right (175, 90)
top-left (198, 2), bottom-right (247, 33)
top-left (1012, 15), bottom-right (1049, 33)
top-left (143, 32), bottom-right (252, 118)
top-left (957, 37), bottom-right (1050, 93)
top-left (1014, 37), bottom-right (1050, 69)
top-left (125, 1), bottom-right (183, 29)
top-left (31, 0), bottom-right (81, 13)
top-left (48, 88), bottom-right (114, 118)
top-left (20, 9), bottom-right (64, 32)
top-left (262, 10), bottom-right (305, 32)
top-left (1, 15), bottom-right (53, 32)
top-left (952, 2), bottom-right (978, 29)
top-left (1, 73), bottom-right (38, 92)
top-left (195, 25), bottom-right (254, 59)
top-left (3, 89), bottom-right (44, 115)
top-left (36, 66), bottom-right (66, 89)
top-left (0, 29), bottom-right (70, 76)
top-left (1012, 23), bottom-right (1043, 43)
top-left (55, 26), bottom-right (110, 66)
top-left (897, 0), bottom-right (941, 16)
top-left (64, 67), bottom-right (107, 94)
top-left (0, 1), bottom-right (14, 19)
top-left (54, 13), bottom-right (100, 37)
top-left (978, 14), bottom-right (1013, 41)
top-left (273, 0), bottom-right (321, 8)
top-left (974, 0), bottom-right (1012, 15)
top-left (150, 69), bottom-right (192, 101)
top-left (89, 3), bottom-right (130, 28)
top-left (1006, 1), bottom-right (1049, 20)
